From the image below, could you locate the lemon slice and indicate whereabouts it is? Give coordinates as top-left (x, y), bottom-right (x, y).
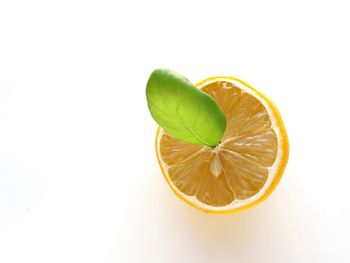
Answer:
top-left (156, 76), bottom-right (289, 213)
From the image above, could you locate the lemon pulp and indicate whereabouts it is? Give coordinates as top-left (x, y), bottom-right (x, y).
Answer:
top-left (156, 77), bottom-right (288, 213)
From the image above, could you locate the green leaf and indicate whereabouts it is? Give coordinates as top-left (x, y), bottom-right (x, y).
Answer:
top-left (146, 68), bottom-right (226, 147)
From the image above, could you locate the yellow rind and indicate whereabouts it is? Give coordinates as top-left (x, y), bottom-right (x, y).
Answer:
top-left (155, 76), bottom-right (289, 214)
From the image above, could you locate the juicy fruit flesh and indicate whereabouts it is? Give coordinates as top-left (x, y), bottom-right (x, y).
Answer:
top-left (159, 81), bottom-right (278, 207)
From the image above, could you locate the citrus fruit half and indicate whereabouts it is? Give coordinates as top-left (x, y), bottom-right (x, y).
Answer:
top-left (156, 76), bottom-right (289, 213)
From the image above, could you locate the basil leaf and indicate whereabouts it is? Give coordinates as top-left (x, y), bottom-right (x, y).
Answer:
top-left (146, 68), bottom-right (226, 147)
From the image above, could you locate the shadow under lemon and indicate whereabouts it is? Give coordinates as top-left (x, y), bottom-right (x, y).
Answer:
top-left (141, 167), bottom-right (298, 255)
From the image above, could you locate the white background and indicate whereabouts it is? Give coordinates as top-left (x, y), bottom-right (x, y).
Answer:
top-left (1, 0), bottom-right (349, 262)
